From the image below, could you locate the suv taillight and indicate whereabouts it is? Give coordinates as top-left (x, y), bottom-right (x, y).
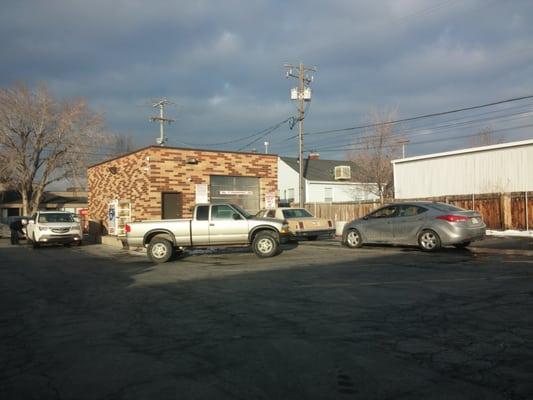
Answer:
top-left (437, 215), bottom-right (468, 222)
top-left (125, 224), bottom-right (131, 233)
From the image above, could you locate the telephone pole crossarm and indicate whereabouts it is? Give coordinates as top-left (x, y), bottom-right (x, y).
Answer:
top-left (150, 99), bottom-right (175, 146)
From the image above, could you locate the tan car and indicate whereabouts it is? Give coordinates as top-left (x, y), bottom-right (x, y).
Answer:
top-left (256, 208), bottom-right (335, 241)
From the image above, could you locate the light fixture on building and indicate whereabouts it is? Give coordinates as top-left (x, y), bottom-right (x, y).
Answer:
top-left (108, 166), bottom-right (118, 174)
top-left (186, 157), bottom-right (199, 164)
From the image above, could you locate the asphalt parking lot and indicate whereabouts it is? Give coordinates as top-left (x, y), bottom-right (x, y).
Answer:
top-left (1, 238), bottom-right (532, 400)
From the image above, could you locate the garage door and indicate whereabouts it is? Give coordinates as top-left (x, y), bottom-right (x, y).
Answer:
top-left (210, 176), bottom-right (260, 213)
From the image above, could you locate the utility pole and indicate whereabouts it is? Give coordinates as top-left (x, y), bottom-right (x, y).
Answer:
top-left (150, 98), bottom-right (175, 146)
top-left (398, 139), bottom-right (410, 158)
top-left (284, 62), bottom-right (316, 207)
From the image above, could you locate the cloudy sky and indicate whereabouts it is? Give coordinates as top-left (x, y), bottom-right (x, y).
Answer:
top-left (2, 0), bottom-right (533, 159)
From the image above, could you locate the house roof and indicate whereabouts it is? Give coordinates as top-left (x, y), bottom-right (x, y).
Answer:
top-left (280, 157), bottom-right (359, 182)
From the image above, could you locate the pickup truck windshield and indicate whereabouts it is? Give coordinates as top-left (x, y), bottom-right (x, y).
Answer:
top-left (231, 204), bottom-right (252, 219)
top-left (38, 213), bottom-right (75, 223)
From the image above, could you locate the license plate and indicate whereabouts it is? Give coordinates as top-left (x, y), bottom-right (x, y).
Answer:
top-left (470, 217), bottom-right (479, 224)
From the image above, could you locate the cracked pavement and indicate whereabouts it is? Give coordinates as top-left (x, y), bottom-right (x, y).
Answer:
top-left (1, 238), bottom-right (532, 399)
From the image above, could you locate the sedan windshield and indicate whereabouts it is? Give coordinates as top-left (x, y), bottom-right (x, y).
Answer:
top-left (38, 213), bottom-right (75, 223)
top-left (282, 209), bottom-right (313, 218)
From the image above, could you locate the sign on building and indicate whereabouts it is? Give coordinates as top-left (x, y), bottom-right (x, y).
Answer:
top-left (196, 184), bottom-right (208, 203)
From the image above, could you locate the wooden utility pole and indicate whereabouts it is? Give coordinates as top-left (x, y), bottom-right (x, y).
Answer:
top-left (284, 62), bottom-right (316, 207)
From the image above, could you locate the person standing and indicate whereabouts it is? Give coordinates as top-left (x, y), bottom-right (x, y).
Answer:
top-left (10, 218), bottom-right (23, 245)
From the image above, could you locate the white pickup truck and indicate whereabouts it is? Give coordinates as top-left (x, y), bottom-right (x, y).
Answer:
top-left (125, 203), bottom-right (290, 263)
top-left (26, 211), bottom-right (82, 248)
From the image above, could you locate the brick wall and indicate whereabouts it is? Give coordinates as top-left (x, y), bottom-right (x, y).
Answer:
top-left (88, 146), bottom-right (277, 230)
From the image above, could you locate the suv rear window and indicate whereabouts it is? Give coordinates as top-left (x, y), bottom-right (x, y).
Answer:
top-left (282, 209), bottom-right (313, 218)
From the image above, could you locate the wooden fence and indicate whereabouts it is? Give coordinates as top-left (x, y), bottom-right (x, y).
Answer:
top-left (304, 192), bottom-right (533, 230)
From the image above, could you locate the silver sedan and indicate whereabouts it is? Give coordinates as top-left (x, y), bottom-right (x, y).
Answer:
top-left (342, 202), bottom-right (486, 251)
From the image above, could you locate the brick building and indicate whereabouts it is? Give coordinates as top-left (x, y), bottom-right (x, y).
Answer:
top-left (88, 146), bottom-right (277, 235)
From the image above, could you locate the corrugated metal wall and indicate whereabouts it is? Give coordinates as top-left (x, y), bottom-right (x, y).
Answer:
top-left (394, 143), bottom-right (533, 199)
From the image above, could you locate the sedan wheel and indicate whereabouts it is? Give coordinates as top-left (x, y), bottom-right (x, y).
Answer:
top-left (344, 229), bottom-right (363, 248)
top-left (418, 230), bottom-right (441, 252)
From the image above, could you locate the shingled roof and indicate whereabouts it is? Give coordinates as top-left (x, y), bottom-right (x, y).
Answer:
top-left (280, 157), bottom-right (360, 182)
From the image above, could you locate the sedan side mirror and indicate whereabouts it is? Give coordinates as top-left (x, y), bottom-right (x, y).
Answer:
top-left (232, 213), bottom-right (242, 220)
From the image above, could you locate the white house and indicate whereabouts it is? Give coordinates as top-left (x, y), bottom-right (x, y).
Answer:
top-left (278, 155), bottom-right (379, 204)
top-left (392, 138), bottom-right (533, 199)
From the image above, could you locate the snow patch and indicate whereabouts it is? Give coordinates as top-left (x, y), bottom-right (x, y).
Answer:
top-left (487, 230), bottom-right (533, 238)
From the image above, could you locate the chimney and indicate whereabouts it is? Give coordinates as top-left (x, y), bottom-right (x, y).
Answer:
top-left (308, 152), bottom-right (320, 160)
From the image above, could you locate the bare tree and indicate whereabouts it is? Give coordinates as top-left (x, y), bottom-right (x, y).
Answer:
top-left (110, 133), bottom-right (135, 156)
top-left (347, 109), bottom-right (404, 203)
top-left (468, 127), bottom-right (505, 147)
top-left (0, 83), bottom-right (105, 215)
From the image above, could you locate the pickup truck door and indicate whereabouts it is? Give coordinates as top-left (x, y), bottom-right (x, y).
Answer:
top-left (190, 205), bottom-right (210, 246)
top-left (208, 204), bottom-right (249, 244)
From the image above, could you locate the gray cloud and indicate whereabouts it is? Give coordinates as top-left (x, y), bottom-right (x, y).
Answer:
top-left (1, 0), bottom-right (533, 158)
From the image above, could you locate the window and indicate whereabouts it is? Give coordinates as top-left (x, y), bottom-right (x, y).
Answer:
top-left (398, 205), bottom-right (427, 217)
top-left (212, 205), bottom-right (237, 220)
top-left (196, 206), bottom-right (209, 221)
top-left (38, 213), bottom-right (75, 223)
top-left (282, 209), bottom-right (313, 218)
top-left (369, 206), bottom-right (398, 219)
top-left (429, 202), bottom-right (466, 212)
top-left (287, 188), bottom-right (295, 202)
top-left (324, 187), bottom-right (333, 202)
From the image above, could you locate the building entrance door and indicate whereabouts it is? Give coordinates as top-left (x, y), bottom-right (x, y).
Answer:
top-left (162, 192), bottom-right (182, 219)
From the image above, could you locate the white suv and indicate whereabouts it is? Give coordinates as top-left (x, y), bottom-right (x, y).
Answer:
top-left (26, 211), bottom-right (82, 248)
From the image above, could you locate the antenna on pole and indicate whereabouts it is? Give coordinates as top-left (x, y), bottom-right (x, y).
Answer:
top-left (150, 98), bottom-right (175, 146)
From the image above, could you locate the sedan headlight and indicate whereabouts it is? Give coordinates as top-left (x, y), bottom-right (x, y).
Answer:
top-left (38, 226), bottom-right (49, 231)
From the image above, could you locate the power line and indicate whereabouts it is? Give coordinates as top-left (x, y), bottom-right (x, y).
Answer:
top-left (303, 107), bottom-right (533, 152)
top-left (305, 94), bottom-right (533, 136)
top-left (303, 101), bottom-right (533, 148)
top-left (172, 117), bottom-right (294, 148)
top-left (236, 118), bottom-right (294, 151)
top-left (309, 122), bottom-right (533, 153)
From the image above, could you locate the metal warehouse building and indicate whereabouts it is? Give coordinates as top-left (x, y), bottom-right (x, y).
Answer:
top-left (392, 139), bottom-right (533, 199)
top-left (88, 146), bottom-right (277, 236)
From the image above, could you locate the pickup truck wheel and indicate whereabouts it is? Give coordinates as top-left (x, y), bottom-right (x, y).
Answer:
top-left (147, 238), bottom-right (174, 263)
top-left (252, 232), bottom-right (279, 258)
